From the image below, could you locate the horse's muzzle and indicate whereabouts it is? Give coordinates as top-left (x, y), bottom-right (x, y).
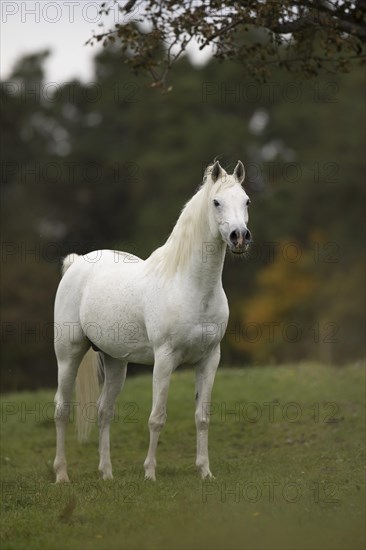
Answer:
top-left (229, 228), bottom-right (252, 254)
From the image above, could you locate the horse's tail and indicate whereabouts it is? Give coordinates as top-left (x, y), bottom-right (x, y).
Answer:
top-left (62, 253), bottom-right (80, 276)
top-left (75, 349), bottom-right (103, 443)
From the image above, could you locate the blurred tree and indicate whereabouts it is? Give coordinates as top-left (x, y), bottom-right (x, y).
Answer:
top-left (91, 0), bottom-right (366, 87)
top-left (230, 244), bottom-right (319, 363)
top-left (0, 42), bottom-right (364, 390)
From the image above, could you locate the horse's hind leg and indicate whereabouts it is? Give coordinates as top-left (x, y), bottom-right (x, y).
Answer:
top-left (98, 354), bottom-right (127, 480)
top-left (54, 345), bottom-right (87, 483)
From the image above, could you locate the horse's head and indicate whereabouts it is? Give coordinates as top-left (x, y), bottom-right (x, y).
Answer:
top-left (207, 160), bottom-right (252, 254)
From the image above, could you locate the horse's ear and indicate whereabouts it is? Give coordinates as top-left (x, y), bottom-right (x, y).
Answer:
top-left (211, 160), bottom-right (222, 183)
top-left (233, 160), bottom-right (245, 184)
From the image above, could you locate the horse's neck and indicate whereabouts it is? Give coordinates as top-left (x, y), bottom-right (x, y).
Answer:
top-left (147, 187), bottom-right (227, 289)
top-left (172, 191), bottom-right (226, 290)
top-left (183, 230), bottom-right (227, 295)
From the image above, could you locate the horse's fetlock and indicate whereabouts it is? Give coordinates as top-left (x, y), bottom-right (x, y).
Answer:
top-left (196, 457), bottom-right (209, 470)
top-left (53, 457), bottom-right (66, 472)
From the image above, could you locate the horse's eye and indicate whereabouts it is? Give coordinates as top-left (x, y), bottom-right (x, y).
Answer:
top-left (246, 199), bottom-right (251, 206)
top-left (213, 199), bottom-right (220, 207)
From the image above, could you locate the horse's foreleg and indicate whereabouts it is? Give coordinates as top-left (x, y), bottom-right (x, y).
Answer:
top-left (194, 346), bottom-right (220, 479)
top-left (98, 355), bottom-right (127, 480)
top-left (144, 356), bottom-right (175, 481)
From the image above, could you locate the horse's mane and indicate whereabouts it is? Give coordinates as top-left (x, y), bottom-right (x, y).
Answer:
top-left (146, 164), bottom-right (237, 278)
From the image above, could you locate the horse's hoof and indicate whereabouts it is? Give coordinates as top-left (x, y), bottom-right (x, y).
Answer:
top-left (55, 473), bottom-right (70, 483)
top-left (99, 466), bottom-right (113, 480)
top-left (201, 470), bottom-right (215, 480)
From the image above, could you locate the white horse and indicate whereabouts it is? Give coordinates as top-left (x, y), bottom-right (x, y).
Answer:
top-left (53, 160), bottom-right (251, 483)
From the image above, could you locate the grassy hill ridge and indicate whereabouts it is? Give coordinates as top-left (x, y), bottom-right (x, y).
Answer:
top-left (1, 364), bottom-right (365, 550)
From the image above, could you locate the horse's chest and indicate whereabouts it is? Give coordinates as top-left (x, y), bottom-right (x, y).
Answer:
top-left (164, 297), bottom-right (229, 361)
top-left (187, 320), bottom-right (225, 350)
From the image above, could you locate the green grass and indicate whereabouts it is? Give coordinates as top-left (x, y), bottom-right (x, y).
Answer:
top-left (1, 363), bottom-right (365, 550)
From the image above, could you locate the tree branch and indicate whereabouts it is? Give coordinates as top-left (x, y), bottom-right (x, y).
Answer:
top-left (124, 0), bottom-right (139, 13)
top-left (200, 10), bottom-right (366, 51)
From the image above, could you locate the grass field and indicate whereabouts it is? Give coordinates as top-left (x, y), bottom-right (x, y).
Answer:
top-left (1, 363), bottom-right (365, 550)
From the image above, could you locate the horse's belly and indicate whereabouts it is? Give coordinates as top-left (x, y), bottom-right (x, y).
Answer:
top-left (82, 312), bottom-right (154, 364)
top-left (79, 269), bottom-right (154, 362)
top-left (100, 337), bottom-right (154, 365)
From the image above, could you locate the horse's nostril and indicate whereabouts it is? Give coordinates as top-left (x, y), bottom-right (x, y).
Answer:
top-left (230, 230), bottom-right (239, 243)
top-left (245, 230), bottom-right (251, 242)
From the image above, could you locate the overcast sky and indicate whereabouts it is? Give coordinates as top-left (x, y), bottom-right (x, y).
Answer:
top-left (1, 1), bottom-right (211, 83)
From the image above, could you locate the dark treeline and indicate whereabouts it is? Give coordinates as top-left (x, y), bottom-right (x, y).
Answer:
top-left (1, 45), bottom-right (364, 391)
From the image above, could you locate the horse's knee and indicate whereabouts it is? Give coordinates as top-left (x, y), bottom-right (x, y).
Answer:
top-left (195, 416), bottom-right (209, 431)
top-left (148, 413), bottom-right (166, 432)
